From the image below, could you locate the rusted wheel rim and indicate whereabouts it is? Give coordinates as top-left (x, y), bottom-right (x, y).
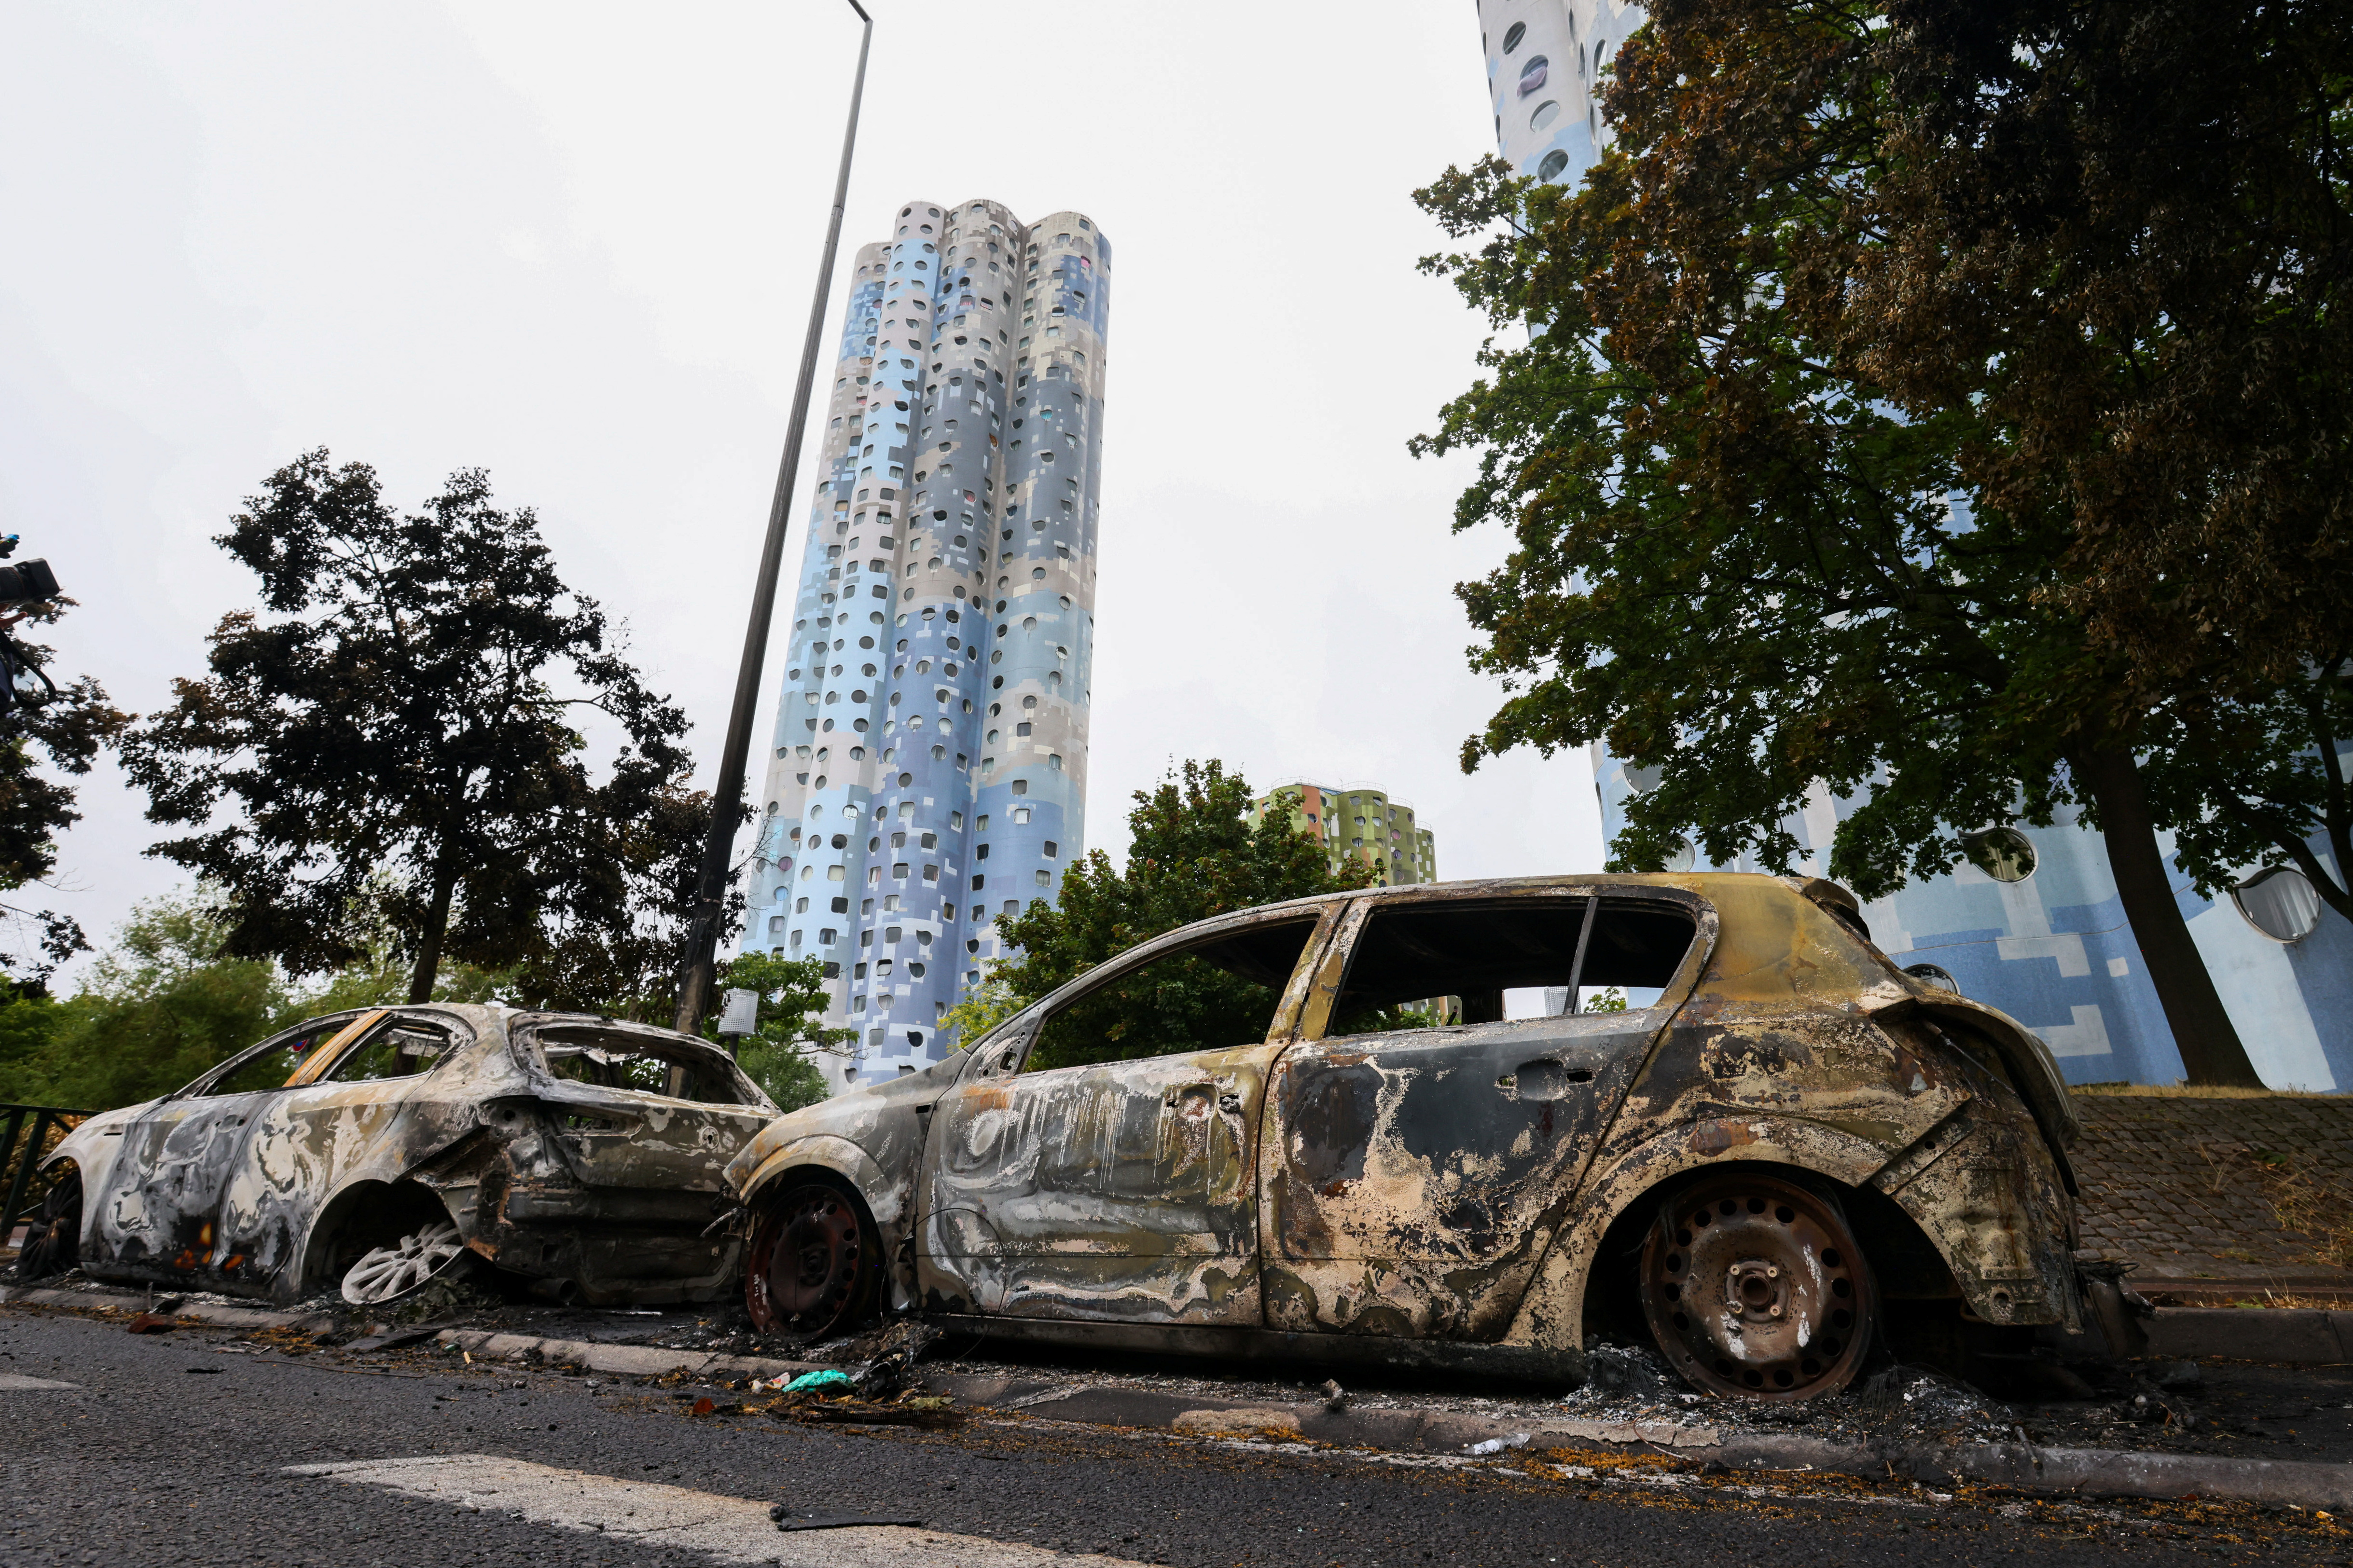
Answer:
top-left (746, 1184), bottom-right (867, 1339)
top-left (1640, 1174), bottom-right (1874, 1401)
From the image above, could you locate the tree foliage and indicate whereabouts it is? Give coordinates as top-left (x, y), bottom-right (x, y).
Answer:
top-left (0, 593), bottom-right (129, 990)
top-left (978, 760), bottom-right (1375, 1071)
top-left (705, 950), bottom-right (848, 1112)
top-left (1404, 0), bottom-right (2329, 1083)
top-left (122, 451), bottom-right (712, 1006)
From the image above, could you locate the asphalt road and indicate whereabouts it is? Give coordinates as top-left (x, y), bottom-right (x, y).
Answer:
top-left (0, 1306), bottom-right (2341, 1568)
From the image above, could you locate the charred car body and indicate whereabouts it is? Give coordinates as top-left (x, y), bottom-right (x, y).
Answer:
top-left (22, 1005), bottom-right (778, 1307)
top-left (724, 874), bottom-right (2082, 1399)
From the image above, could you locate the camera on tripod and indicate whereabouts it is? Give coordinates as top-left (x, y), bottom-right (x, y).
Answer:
top-left (0, 536), bottom-right (61, 720)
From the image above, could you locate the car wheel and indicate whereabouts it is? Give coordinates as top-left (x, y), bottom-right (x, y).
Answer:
top-left (744, 1176), bottom-right (881, 1342)
top-left (1638, 1171), bottom-right (1876, 1401)
top-left (14, 1168), bottom-right (80, 1281)
top-left (340, 1219), bottom-right (469, 1306)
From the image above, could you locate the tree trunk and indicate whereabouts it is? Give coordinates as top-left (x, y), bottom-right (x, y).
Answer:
top-left (2070, 745), bottom-right (2264, 1087)
top-left (408, 847), bottom-right (459, 1004)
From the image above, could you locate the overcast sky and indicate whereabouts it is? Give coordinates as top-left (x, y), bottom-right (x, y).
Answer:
top-left (4, 0), bottom-right (1606, 984)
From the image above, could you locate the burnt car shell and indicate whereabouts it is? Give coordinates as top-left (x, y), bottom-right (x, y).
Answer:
top-left (723, 874), bottom-right (2082, 1390)
top-left (43, 1005), bottom-right (777, 1306)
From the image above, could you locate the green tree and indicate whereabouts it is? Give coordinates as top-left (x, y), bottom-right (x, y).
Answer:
top-left (122, 451), bottom-right (709, 1005)
top-left (1409, 8), bottom-right (2265, 1083)
top-left (939, 970), bottom-right (1026, 1053)
top-left (1852, 0), bottom-right (2353, 704)
top-left (704, 950), bottom-right (849, 1112)
top-left (982, 760), bottom-right (1375, 1071)
top-left (0, 589), bottom-right (130, 990)
top-left (2, 894), bottom-right (290, 1112)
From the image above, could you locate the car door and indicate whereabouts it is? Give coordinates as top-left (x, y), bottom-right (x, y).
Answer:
top-left (91, 1014), bottom-right (375, 1281)
top-left (916, 907), bottom-right (1337, 1324)
top-left (511, 1018), bottom-right (780, 1282)
top-left (1259, 888), bottom-right (1707, 1341)
top-left (214, 1010), bottom-right (461, 1287)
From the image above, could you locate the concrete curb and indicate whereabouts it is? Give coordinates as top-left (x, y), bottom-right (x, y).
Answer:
top-left (914, 1377), bottom-right (2353, 1510)
top-left (10, 1285), bottom-right (2352, 1509)
top-left (0, 1284), bottom-right (335, 1334)
top-left (2145, 1308), bottom-right (2353, 1363)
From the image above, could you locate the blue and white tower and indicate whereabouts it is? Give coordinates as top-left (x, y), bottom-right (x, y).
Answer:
top-left (742, 198), bottom-right (1111, 1093)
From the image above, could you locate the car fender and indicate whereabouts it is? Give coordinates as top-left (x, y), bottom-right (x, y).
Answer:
top-left (736, 1134), bottom-right (901, 1227)
top-left (1499, 1104), bottom-right (2078, 1356)
top-left (41, 1104), bottom-right (145, 1259)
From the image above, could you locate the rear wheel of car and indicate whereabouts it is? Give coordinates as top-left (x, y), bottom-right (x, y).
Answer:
top-left (341, 1220), bottom-right (470, 1306)
top-left (1638, 1171), bottom-right (1876, 1401)
top-left (14, 1167), bottom-right (80, 1281)
top-left (744, 1176), bottom-right (881, 1342)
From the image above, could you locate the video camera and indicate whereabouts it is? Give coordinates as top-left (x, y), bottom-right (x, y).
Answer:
top-left (0, 536), bottom-right (61, 721)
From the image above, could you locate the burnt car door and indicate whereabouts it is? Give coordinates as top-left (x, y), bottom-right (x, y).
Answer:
top-left (211, 1010), bottom-right (466, 1288)
top-left (506, 1019), bottom-right (778, 1284)
top-left (88, 1013), bottom-right (376, 1281)
top-left (1260, 889), bottom-right (1705, 1340)
top-left (917, 910), bottom-right (1333, 1325)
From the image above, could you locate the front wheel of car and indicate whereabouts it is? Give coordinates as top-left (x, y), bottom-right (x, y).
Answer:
top-left (744, 1176), bottom-right (882, 1343)
top-left (14, 1167), bottom-right (80, 1281)
top-left (1638, 1171), bottom-right (1877, 1401)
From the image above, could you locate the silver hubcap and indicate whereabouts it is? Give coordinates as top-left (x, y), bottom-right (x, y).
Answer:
top-left (341, 1220), bottom-right (465, 1305)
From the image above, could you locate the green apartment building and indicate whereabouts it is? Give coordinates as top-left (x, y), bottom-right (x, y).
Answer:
top-left (1253, 781), bottom-right (1438, 886)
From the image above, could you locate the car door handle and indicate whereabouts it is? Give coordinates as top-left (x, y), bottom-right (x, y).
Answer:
top-left (1218, 1093), bottom-right (1241, 1114)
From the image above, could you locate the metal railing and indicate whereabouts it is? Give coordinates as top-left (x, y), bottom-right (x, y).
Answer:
top-left (0, 1105), bottom-right (87, 1243)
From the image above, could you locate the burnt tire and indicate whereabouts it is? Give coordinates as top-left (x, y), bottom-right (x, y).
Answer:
top-left (1639, 1171), bottom-right (1877, 1401)
top-left (743, 1176), bottom-right (882, 1343)
top-left (14, 1167), bottom-right (80, 1282)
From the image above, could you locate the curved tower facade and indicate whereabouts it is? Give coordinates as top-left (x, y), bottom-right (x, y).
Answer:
top-left (742, 198), bottom-right (1111, 1093)
top-left (1478, 0), bottom-right (1647, 189)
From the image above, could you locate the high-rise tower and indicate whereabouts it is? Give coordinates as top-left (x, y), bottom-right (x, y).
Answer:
top-left (1478, 0), bottom-right (1646, 189)
top-left (741, 197), bottom-right (1110, 1092)
top-left (1470, 3), bottom-right (2353, 1088)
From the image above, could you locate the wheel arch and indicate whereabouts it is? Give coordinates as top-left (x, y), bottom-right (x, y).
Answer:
top-left (736, 1135), bottom-right (899, 1226)
top-left (292, 1177), bottom-right (456, 1299)
top-left (1503, 1116), bottom-right (1959, 1356)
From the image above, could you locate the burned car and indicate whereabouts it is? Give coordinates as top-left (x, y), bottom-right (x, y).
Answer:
top-left (722, 874), bottom-right (2083, 1400)
top-left (21, 1005), bottom-right (778, 1307)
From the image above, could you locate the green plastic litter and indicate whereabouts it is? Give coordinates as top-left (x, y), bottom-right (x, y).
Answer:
top-left (783, 1369), bottom-right (856, 1394)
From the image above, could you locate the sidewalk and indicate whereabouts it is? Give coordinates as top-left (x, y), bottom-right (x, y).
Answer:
top-left (2072, 1090), bottom-right (2353, 1304)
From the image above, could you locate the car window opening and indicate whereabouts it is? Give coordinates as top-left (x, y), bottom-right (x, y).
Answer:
top-left (1025, 916), bottom-right (1321, 1073)
top-left (199, 1014), bottom-right (376, 1097)
top-left (1329, 898), bottom-right (1696, 1035)
top-left (323, 1017), bottom-right (459, 1084)
top-left (535, 1027), bottom-right (760, 1106)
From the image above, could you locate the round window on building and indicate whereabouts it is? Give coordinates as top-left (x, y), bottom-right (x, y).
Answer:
top-left (1664, 839), bottom-right (1697, 873)
top-left (1502, 21), bottom-right (1526, 52)
top-left (1903, 963), bottom-right (1961, 994)
top-left (1530, 99), bottom-right (1561, 132)
top-left (1960, 827), bottom-right (2036, 883)
top-left (2231, 866), bottom-right (2323, 944)
top-left (1536, 149), bottom-right (1570, 180)
top-left (1519, 56), bottom-right (1549, 96)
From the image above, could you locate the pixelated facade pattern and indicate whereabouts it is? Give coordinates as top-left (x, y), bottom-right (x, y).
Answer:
top-left (1477, 0), bottom-right (2353, 1089)
top-left (740, 198), bottom-right (1109, 1093)
top-left (1251, 783), bottom-right (1438, 886)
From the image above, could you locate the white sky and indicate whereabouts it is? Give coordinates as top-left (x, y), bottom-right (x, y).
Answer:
top-left (3, 0), bottom-right (1604, 984)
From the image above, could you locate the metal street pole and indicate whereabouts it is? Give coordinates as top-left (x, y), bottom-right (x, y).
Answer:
top-left (675, 0), bottom-right (873, 1035)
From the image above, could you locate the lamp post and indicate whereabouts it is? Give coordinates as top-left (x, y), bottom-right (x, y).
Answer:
top-left (674, 0), bottom-right (874, 1035)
